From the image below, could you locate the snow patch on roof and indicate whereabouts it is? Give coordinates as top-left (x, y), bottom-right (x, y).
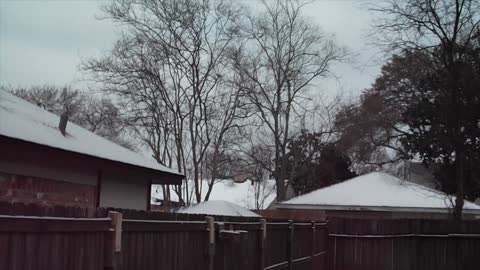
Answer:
top-left (0, 89), bottom-right (181, 176)
top-left (177, 200), bottom-right (260, 217)
top-left (282, 172), bottom-right (480, 210)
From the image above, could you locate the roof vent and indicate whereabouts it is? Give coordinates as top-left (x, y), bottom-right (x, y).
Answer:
top-left (59, 113), bottom-right (68, 136)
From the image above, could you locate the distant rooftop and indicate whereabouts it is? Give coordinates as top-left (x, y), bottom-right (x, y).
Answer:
top-left (0, 89), bottom-right (182, 177)
top-left (278, 172), bottom-right (480, 212)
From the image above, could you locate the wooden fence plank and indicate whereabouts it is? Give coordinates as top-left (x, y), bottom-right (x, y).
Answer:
top-left (287, 220), bottom-right (294, 270)
top-left (328, 218), bottom-right (480, 270)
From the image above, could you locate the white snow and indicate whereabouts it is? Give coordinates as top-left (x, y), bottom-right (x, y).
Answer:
top-left (281, 172), bottom-right (480, 210)
top-left (176, 200), bottom-right (260, 217)
top-left (153, 179), bottom-right (277, 210)
top-left (0, 89), bottom-right (181, 176)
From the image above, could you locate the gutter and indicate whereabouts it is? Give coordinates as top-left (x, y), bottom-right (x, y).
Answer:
top-left (275, 203), bottom-right (480, 215)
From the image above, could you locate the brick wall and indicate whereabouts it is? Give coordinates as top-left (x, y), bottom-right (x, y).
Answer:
top-left (0, 171), bottom-right (96, 207)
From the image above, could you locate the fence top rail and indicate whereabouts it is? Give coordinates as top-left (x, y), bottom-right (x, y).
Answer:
top-left (217, 221), bottom-right (261, 226)
top-left (0, 214), bottom-right (111, 222)
top-left (295, 222), bottom-right (326, 226)
top-left (0, 216), bottom-right (112, 233)
top-left (123, 218), bottom-right (206, 224)
top-left (122, 218), bottom-right (325, 226)
top-left (330, 233), bottom-right (480, 238)
top-left (265, 221), bottom-right (328, 226)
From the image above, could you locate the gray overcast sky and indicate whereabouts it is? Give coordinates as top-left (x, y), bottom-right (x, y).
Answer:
top-left (0, 0), bottom-right (382, 97)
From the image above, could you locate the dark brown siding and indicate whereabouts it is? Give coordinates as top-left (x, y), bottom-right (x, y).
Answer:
top-left (0, 135), bottom-right (182, 185)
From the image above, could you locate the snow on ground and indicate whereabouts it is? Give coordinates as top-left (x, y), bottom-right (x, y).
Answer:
top-left (176, 200), bottom-right (260, 217)
top-left (282, 172), bottom-right (480, 210)
top-left (0, 89), bottom-right (180, 175)
top-left (153, 179), bottom-right (277, 210)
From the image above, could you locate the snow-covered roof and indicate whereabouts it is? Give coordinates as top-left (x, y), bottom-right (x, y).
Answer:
top-left (153, 179), bottom-right (277, 210)
top-left (176, 200), bottom-right (260, 217)
top-left (278, 172), bottom-right (480, 212)
top-left (0, 89), bottom-right (181, 176)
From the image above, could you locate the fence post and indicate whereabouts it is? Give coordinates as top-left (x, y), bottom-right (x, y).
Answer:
top-left (287, 220), bottom-right (294, 270)
top-left (110, 211), bottom-right (123, 252)
top-left (311, 221), bottom-right (316, 270)
top-left (104, 211), bottom-right (122, 270)
top-left (259, 219), bottom-right (267, 270)
top-left (206, 216), bottom-right (215, 270)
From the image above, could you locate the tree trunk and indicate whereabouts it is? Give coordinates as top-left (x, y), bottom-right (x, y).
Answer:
top-left (453, 148), bottom-right (464, 220)
top-left (275, 160), bottom-right (286, 202)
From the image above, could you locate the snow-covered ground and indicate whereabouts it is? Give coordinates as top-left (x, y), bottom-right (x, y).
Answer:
top-left (152, 179), bottom-right (277, 210)
top-left (176, 200), bottom-right (260, 217)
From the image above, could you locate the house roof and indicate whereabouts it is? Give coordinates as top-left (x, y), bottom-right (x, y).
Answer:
top-left (278, 172), bottom-right (480, 213)
top-left (0, 89), bottom-right (182, 177)
top-left (176, 200), bottom-right (260, 217)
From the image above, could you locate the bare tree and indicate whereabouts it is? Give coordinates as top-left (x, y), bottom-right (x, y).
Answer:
top-left (232, 0), bottom-right (346, 201)
top-left (370, 0), bottom-right (480, 219)
top-left (334, 89), bottom-right (409, 173)
top-left (231, 141), bottom-right (276, 210)
top-left (83, 0), bottom-right (245, 204)
top-left (78, 96), bottom-right (133, 149)
top-left (246, 145), bottom-right (276, 210)
top-left (253, 180), bottom-right (276, 210)
top-left (9, 85), bottom-right (84, 117)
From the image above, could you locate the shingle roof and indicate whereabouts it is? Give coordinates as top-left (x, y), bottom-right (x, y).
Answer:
top-left (279, 172), bottom-right (480, 211)
top-left (0, 89), bottom-right (182, 176)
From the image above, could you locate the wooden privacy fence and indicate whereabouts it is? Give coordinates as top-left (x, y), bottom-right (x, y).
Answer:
top-left (4, 205), bottom-right (480, 270)
top-left (327, 218), bottom-right (480, 270)
top-left (0, 213), bottom-right (118, 270)
top-left (0, 211), bottom-right (328, 270)
top-left (117, 217), bottom-right (328, 270)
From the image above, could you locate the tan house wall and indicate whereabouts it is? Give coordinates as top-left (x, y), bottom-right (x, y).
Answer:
top-left (99, 173), bottom-right (150, 210)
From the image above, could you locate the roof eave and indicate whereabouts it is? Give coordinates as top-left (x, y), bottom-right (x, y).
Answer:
top-left (1, 135), bottom-right (184, 184)
top-left (276, 203), bottom-right (480, 214)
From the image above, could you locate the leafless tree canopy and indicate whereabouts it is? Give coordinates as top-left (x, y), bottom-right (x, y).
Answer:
top-left (81, 0), bottom-right (347, 204)
top-left (371, 0), bottom-right (480, 55)
top-left (83, 0), bottom-right (250, 204)
top-left (231, 0), bottom-right (346, 200)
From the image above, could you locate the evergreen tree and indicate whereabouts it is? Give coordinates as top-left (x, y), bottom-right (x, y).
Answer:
top-left (285, 131), bottom-right (356, 195)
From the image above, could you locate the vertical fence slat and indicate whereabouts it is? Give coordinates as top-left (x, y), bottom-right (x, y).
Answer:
top-left (259, 219), bottom-right (266, 270)
top-left (205, 216), bottom-right (215, 270)
top-left (287, 220), bottom-right (294, 270)
top-left (310, 221), bottom-right (316, 270)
